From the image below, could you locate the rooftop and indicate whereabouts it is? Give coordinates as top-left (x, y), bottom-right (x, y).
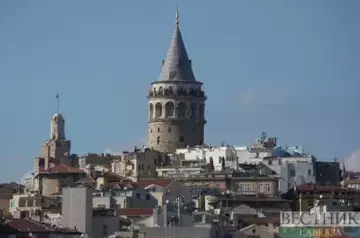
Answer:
top-left (137, 179), bottom-right (174, 188)
top-left (155, 10), bottom-right (197, 83)
top-left (118, 208), bottom-right (154, 217)
top-left (0, 218), bottom-right (81, 234)
top-left (38, 164), bottom-right (84, 175)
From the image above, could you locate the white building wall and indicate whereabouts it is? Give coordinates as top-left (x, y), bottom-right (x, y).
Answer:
top-left (177, 145), bottom-right (315, 193)
top-left (267, 158), bottom-right (315, 193)
top-left (93, 196), bottom-right (112, 209)
top-left (176, 146), bottom-right (237, 171)
top-left (236, 147), bottom-right (271, 164)
top-left (136, 210), bottom-right (194, 228)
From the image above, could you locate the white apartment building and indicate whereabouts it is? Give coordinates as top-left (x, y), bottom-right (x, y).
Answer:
top-left (263, 156), bottom-right (315, 193)
top-left (175, 142), bottom-right (316, 193)
top-left (176, 145), bottom-right (238, 172)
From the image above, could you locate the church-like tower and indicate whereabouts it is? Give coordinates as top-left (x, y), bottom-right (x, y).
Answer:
top-left (34, 95), bottom-right (71, 172)
top-left (147, 10), bottom-right (206, 153)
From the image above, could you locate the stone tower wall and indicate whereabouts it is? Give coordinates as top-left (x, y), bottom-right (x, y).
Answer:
top-left (51, 114), bottom-right (65, 140)
top-left (147, 83), bottom-right (206, 153)
top-left (148, 119), bottom-right (204, 153)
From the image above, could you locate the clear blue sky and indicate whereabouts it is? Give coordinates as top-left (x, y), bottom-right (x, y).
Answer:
top-left (0, 1), bottom-right (359, 182)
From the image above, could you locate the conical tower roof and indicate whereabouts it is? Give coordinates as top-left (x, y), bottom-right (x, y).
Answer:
top-left (157, 10), bottom-right (196, 82)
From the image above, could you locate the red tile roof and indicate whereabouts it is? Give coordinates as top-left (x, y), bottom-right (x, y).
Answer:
top-left (101, 172), bottom-right (132, 182)
top-left (118, 208), bottom-right (154, 216)
top-left (38, 164), bottom-right (84, 174)
top-left (137, 179), bottom-right (174, 188)
top-left (75, 176), bottom-right (96, 184)
top-left (2, 218), bottom-right (80, 234)
top-left (298, 184), bottom-right (355, 193)
top-left (102, 181), bottom-right (138, 189)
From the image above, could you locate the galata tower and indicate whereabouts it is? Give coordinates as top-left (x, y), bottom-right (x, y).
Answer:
top-left (147, 10), bottom-right (206, 153)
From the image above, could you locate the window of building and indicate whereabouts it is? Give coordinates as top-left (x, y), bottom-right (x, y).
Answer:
top-left (308, 169), bottom-right (312, 175)
top-left (150, 129), bottom-right (152, 133)
top-left (247, 235), bottom-right (260, 238)
top-left (148, 165), bottom-right (150, 170)
top-left (154, 158), bottom-right (157, 165)
top-left (157, 136), bottom-right (160, 145)
top-left (180, 136), bottom-right (185, 142)
top-left (259, 184), bottom-right (264, 193)
top-left (193, 128), bottom-right (195, 132)
top-left (290, 170), bottom-right (296, 177)
top-left (157, 128), bottom-right (160, 132)
top-left (98, 204), bottom-right (106, 208)
top-left (240, 184), bottom-right (244, 192)
top-left (136, 193), bottom-right (140, 199)
top-left (146, 194), bottom-right (150, 200)
top-left (168, 127), bottom-right (171, 132)
top-left (102, 224), bottom-right (108, 235)
top-left (268, 160), bottom-right (272, 165)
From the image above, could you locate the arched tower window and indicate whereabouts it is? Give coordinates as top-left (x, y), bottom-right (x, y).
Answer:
top-left (149, 103), bottom-right (154, 120)
top-left (198, 104), bottom-right (204, 119)
top-left (158, 87), bottom-right (163, 95)
top-left (178, 102), bottom-right (187, 118)
top-left (157, 136), bottom-right (161, 145)
top-left (165, 102), bottom-right (175, 118)
top-left (190, 103), bottom-right (197, 118)
top-left (155, 103), bottom-right (162, 118)
top-left (168, 86), bottom-right (173, 94)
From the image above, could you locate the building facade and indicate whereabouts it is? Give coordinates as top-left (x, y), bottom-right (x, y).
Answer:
top-left (147, 11), bottom-right (206, 153)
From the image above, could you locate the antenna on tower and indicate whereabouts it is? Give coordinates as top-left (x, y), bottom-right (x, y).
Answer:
top-left (175, 5), bottom-right (180, 26)
top-left (56, 94), bottom-right (60, 113)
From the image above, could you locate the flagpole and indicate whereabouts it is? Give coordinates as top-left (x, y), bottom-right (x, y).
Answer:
top-left (56, 94), bottom-right (59, 113)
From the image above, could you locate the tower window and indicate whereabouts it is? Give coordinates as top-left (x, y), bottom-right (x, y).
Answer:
top-left (157, 137), bottom-right (160, 145)
top-left (158, 128), bottom-right (160, 132)
top-left (168, 127), bottom-right (171, 132)
top-left (180, 136), bottom-right (185, 142)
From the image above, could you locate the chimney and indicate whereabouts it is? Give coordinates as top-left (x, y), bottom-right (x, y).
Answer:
top-left (152, 207), bottom-right (158, 227)
top-left (163, 205), bottom-right (168, 227)
top-left (202, 214), bottom-right (206, 224)
top-left (268, 223), bottom-right (274, 234)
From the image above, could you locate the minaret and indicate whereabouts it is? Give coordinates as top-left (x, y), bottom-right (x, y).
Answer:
top-left (147, 9), bottom-right (207, 153)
